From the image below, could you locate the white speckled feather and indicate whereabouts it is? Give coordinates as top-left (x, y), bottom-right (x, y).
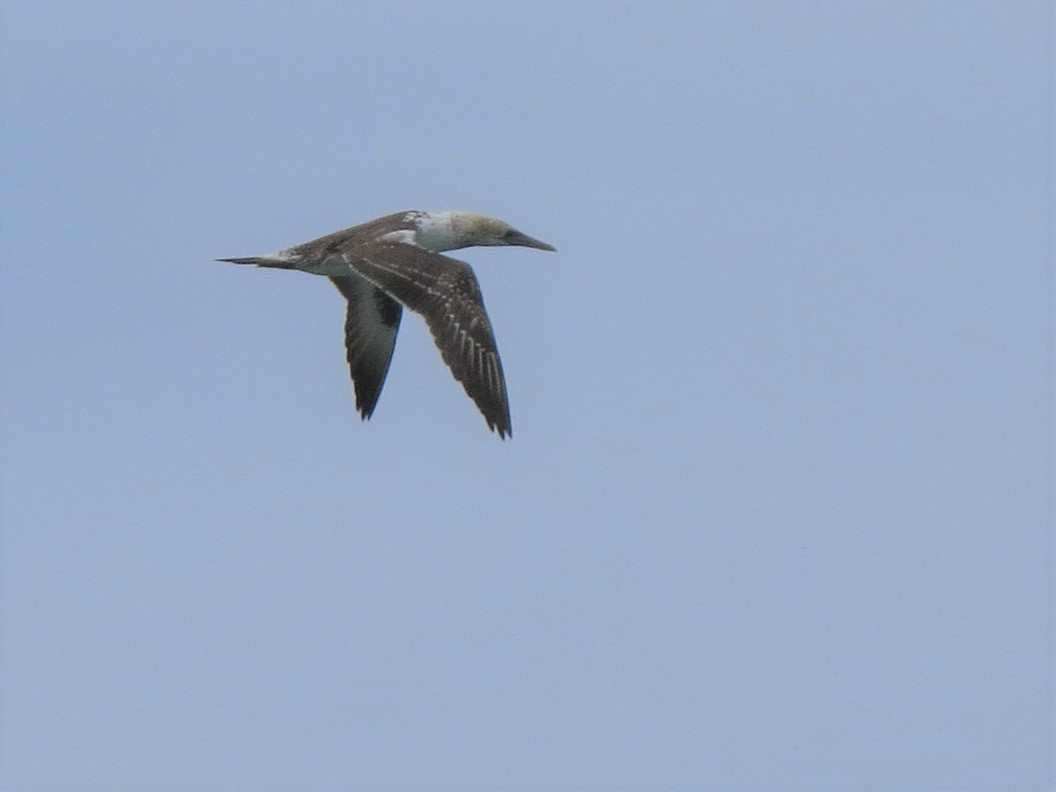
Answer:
top-left (218, 210), bottom-right (554, 438)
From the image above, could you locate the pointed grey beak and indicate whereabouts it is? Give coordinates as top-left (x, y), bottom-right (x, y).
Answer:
top-left (506, 230), bottom-right (556, 252)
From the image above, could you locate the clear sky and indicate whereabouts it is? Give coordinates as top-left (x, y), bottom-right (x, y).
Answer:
top-left (1, 1), bottom-right (1051, 789)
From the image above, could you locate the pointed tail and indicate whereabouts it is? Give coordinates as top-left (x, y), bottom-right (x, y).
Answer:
top-left (216, 255), bottom-right (299, 269)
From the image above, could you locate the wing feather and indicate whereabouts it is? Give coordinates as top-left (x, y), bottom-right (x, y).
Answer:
top-left (329, 275), bottom-right (402, 420)
top-left (339, 243), bottom-right (512, 438)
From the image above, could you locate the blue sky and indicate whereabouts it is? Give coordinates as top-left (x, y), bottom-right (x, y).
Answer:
top-left (1, 1), bottom-right (1051, 789)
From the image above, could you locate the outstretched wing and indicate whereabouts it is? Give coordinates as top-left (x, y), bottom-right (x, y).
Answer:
top-left (329, 274), bottom-right (402, 420)
top-left (342, 243), bottom-right (512, 438)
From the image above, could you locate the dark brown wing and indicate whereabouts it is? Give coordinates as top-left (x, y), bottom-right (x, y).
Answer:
top-left (329, 274), bottom-right (402, 420)
top-left (341, 243), bottom-right (512, 438)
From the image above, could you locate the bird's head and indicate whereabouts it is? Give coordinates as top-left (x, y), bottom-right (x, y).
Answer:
top-left (418, 211), bottom-right (556, 253)
top-left (467, 214), bottom-right (557, 251)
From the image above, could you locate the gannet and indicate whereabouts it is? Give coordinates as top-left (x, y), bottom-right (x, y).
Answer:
top-left (219, 210), bottom-right (555, 439)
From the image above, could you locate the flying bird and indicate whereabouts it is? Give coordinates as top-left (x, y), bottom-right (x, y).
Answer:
top-left (219, 210), bottom-right (555, 438)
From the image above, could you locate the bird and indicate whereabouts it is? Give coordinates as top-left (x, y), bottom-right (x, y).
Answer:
top-left (218, 210), bottom-right (555, 439)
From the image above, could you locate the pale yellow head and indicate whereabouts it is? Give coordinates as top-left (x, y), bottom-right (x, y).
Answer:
top-left (416, 211), bottom-right (556, 253)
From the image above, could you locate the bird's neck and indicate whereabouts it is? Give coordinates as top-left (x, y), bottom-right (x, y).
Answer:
top-left (415, 211), bottom-right (480, 252)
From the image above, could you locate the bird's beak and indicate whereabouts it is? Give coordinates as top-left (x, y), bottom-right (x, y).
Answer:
top-left (507, 230), bottom-right (556, 252)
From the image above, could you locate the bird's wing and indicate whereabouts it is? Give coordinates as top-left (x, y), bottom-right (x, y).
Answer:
top-left (341, 243), bottom-right (512, 438)
top-left (329, 274), bottom-right (402, 420)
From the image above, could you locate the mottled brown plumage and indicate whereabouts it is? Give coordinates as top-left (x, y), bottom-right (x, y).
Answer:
top-left (219, 210), bottom-right (554, 438)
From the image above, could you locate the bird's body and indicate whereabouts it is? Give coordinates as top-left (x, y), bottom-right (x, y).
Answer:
top-left (219, 210), bottom-right (554, 438)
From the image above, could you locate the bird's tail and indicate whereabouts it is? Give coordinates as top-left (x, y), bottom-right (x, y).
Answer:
top-left (216, 255), bottom-right (299, 270)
